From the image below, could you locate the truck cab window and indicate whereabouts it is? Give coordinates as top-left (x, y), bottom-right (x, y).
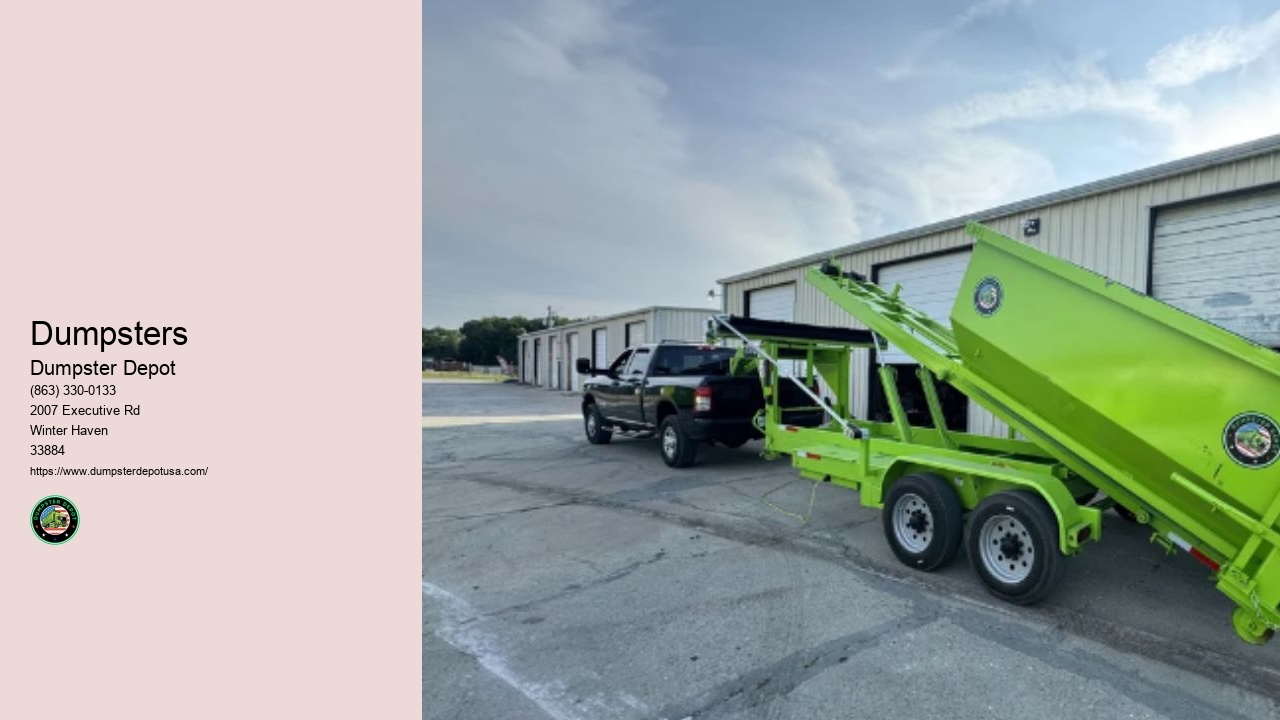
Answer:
top-left (608, 350), bottom-right (633, 376)
top-left (652, 346), bottom-right (735, 376)
top-left (625, 348), bottom-right (652, 377)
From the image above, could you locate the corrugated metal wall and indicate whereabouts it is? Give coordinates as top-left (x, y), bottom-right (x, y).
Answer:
top-left (652, 308), bottom-right (716, 344)
top-left (601, 317), bottom-right (631, 367)
top-left (519, 307), bottom-right (712, 388)
top-left (722, 149), bottom-right (1280, 435)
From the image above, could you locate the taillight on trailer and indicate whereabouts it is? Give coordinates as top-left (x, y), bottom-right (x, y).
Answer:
top-left (695, 385), bottom-right (712, 412)
top-left (1168, 532), bottom-right (1222, 573)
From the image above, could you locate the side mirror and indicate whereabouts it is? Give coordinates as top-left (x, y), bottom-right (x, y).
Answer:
top-left (576, 357), bottom-right (592, 375)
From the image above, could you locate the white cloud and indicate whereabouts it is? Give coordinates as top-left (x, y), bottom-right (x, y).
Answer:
top-left (850, 7), bottom-right (1280, 234)
top-left (928, 57), bottom-right (1186, 130)
top-left (748, 142), bottom-right (862, 252)
top-left (827, 122), bottom-right (1056, 225)
top-left (900, 133), bottom-right (1056, 221)
top-left (424, 0), bottom-right (869, 323)
top-left (926, 10), bottom-right (1280, 155)
top-left (882, 0), bottom-right (1032, 81)
top-left (426, 1), bottom-right (1280, 327)
top-left (1146, 8), bottom-right (1280, 87)
top-left (1168, 80), bottom-right (1280, 157)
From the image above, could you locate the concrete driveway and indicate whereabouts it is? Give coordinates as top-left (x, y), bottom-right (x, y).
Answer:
top-left (423, 381), bottom-right (1280, 720)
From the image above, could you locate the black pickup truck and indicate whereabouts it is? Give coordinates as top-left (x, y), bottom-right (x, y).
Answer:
top-left (577, 342), bottom-right (763, 468)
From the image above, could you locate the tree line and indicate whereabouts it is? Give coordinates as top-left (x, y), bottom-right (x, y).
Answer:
top-left (423, 315), bottom-right (573, 366)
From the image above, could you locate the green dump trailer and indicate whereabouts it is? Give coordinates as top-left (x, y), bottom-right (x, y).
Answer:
top-left (714, 222), bottom-right (1280, 644)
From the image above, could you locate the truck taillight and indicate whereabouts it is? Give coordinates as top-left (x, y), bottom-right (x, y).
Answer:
top-left (695, 385), bottom-right (712, 412)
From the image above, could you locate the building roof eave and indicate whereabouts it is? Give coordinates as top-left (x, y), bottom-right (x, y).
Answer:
top-left (717, 132), bottom-right (1280, 284)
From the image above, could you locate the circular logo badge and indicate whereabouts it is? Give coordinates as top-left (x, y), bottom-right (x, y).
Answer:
top-left (973, 276), bottom-right (1003, 317)
top-left (1223, 413), bottom-right (1279, 468)
top-left (31, 495), bottom-right (79, 545)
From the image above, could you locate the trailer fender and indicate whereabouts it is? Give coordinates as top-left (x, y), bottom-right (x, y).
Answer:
top-left (881, 454), bottom-right (1102, 555)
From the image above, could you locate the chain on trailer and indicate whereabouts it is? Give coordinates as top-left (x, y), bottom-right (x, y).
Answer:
top-left (710, 313), bottom-right (843, 525)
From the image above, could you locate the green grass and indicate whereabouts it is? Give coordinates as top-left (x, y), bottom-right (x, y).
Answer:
top-left (422, 370), bottom-right (509, 382)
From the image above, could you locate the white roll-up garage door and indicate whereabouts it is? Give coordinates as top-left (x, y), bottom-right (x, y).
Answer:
top-left (747, 283), bottom-right (795, 321)
top-left (1152, 188), bottom-right (1280, 349)
top-left (568, 333), bottom-right (580, 390)
top-left (876, 250), bottom-right (972, 364)
top-left (625, 320), bottom-right (647, 347)
top-left (592, 328), bottom-right (607, 367)
top-left (747, 284), bottom-right (798, 379)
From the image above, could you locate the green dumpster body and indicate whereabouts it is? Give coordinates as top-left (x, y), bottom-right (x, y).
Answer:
top-left (953, 223), bottom-right (1280, 636)
top-left (802, 222), bottom-right (1280, 641)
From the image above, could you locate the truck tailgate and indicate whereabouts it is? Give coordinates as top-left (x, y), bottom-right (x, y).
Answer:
top-left (701, 376), bottom-right (763, 418)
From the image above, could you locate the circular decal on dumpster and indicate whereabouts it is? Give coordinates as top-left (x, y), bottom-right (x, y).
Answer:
top-left (1223, 413), bottom-right (1279, 468)
top-left (973, 277), bottom-right (1003, 317)
top-left (30, 495), bottom-right (79, 545)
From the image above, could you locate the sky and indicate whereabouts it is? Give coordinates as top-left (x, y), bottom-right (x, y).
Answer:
top-left (424, 0), bottom-right (1280, 328)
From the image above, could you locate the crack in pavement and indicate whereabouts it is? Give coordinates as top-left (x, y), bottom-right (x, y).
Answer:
top-left (487, 549), bottom-right (671, 618)
top-left (652, 612), bottom-right (940, 720)
top-left (425, 501), bottom-right (578, 524)
top-left (428, 469), bottom-right (1280, 710)
top-left (423, 580), bottom-right (591, 720)
top-left (947, 614), bottom-right (1268, 720)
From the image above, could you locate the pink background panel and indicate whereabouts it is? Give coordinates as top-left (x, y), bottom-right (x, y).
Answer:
top-left (0, 3), bottom-right (422, 716)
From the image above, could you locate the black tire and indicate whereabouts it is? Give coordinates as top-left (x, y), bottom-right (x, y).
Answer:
top-left (583, 403), bottom-right (612, 445)
top-left (966, 491), bottom-right (1065, 605)
top-left (882, 473), bottom-right (964, 571)
top-left (659, 416), bottom-right (697, 468)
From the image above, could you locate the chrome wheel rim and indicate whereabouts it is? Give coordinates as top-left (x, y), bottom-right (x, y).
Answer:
top-left (892, 493), bottom-right (933, 554)
top-left (662, 426), bottom-right (678, 458)
top-left (979, 514), bottom-right (1033, 584)
top-left (586, 412), bottom-right (597, 436)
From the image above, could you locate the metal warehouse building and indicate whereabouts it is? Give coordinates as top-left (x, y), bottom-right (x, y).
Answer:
top-left (719, 134), bottom-right (1280, 438)
top-left (519, 306), bottom-right (711, 391)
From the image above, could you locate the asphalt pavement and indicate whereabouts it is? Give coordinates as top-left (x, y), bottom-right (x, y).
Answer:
top-left (423, 380), bottom-right (1280, 720)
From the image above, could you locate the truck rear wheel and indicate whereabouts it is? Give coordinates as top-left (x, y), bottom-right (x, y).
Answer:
top-left (882, 473), bottom-right (963, 571)
top-left (659, 416), bottom-right (697, 468)
top-left (966, 491), bottom-right (1064, 605)
top-left (584, 403), bottom-right (612, 444)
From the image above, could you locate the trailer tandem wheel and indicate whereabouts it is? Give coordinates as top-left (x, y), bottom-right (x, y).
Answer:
top-left (882, 473), bottom-right (964, 571)
top-left (967, 491), bottom-right (1065, 605)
